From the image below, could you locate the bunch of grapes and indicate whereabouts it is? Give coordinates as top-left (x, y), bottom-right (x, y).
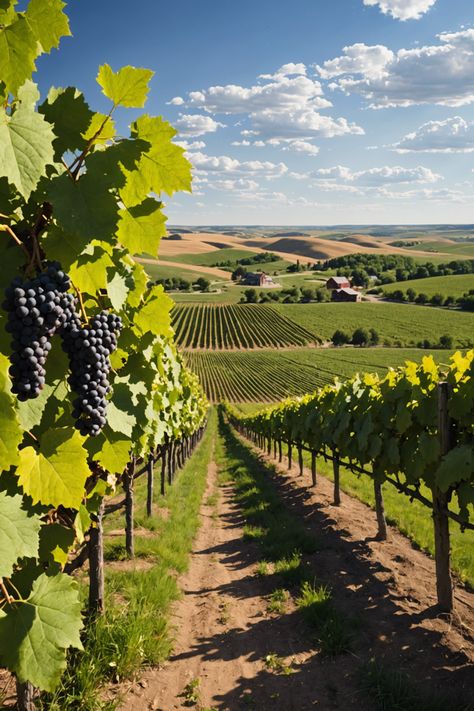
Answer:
top-left (61, 311), bottom-right (122, 436)
top-left (3, 263), bottom-right (122, 436)
top-left (3, 263), bottom-right (77, 400)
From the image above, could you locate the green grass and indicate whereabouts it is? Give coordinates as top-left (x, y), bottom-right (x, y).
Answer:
top-left (273, 302), bottom-right (474, 347)
top-left (360, 660), bottom-right (473, 711)
top-left (163, 247), bottom-right (260, 267)
top-left (186, 348), bottom-right (457, 402)
top-left (42, 412), bottom-right (216, 710)
top-left (381, 273), bottom-right (474, 299)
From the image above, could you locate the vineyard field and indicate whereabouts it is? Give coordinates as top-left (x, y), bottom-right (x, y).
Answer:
top-left (185, 347), bottom-right (453, 401)
top-left (381, 273), bottom-right (474, 298)
top-left (274, 302), bottom-right (474, 346)
top-left (172, 304), bottom-right (316, 349)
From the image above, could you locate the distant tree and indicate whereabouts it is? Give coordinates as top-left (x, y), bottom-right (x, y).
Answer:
top-left (351, 268), bottom-right (369, 287)
top-left (444, 295), bottom-right (455, 307)
top-left (352, 327), bottom-right (370, 346)
top-left (430, 293), bottom-right (444, 307)
top-left (406, 288), bottom-right (416, 302)
top-left (195, 277), bottom-right (210, 292)
top-left (415, 293), bottom-right (428, 305)
top-left (231, 265), bottom-right (247, 281)
top-left (301, 288), bottom-right (316, 302)
top-left (244, 288), bottom-right (258, 303)
top-left (369, 328), bottom-right (380, 346)
top-left (439, 334), bottom-right (453, 349)
top-left (315, 288), bottom-right (330, 302)
top-left (332, 329), bottom-right (351, 346)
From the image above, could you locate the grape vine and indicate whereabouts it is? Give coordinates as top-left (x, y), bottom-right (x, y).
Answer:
top-left (0, 0), bottom-right (208, 695)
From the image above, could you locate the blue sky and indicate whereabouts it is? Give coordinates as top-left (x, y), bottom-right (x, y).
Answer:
top-left (38, 0), bottom-right (474, 224)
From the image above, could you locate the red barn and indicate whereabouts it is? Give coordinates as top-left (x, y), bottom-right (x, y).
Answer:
top-left (326, 276), bottom-right (351, 290)
top-left (331, 287), bottom-right (361, 303)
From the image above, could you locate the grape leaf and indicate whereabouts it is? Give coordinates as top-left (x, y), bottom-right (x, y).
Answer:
top-left (82, 111), bottom-right (116, 145)
top-left (38, 523), bottom-right (75, 568)
top-left (47, 169), bottom-right (118, 242)
top-left (436, 445), bottom-right (473, 491)
top-left (17, 79), bottom-right (40, 108)
top-left (0, 104), bottom-right (55, 199)
top-left (16, 427), bottom-right (89, 509)
top-left (0, 354), bottom-right (23, 470)
top-left (97, 64), bottom-right (154, 108)
top-left (0, 573), bottom-right (83, 692)
top-left (0, 490), bottom-right (42, 578)
top-left (39, 86), bottom-right (92, 158)
top-left (120, 115), bottom-right (192, 205)
top-left (134, 287), bottom-right (173, 337)
top-left (69, 242), bottom-right (114, 294)
top-left (26, 0), bottom-right (71, 54)
top-left (87, 428), bottom-right (130, 474)
top-left (107, 269), bottom-right (129, 311)
top-left (116, 197), bottom-right (167, 256)
top-left (0, 14), bottom-right (37, 96)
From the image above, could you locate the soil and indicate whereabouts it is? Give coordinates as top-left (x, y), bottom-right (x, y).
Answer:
top-left (118, 436), bottom-right (474, 711)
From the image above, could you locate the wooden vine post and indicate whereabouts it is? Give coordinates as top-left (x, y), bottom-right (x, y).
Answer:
top-left (160, 443), bottom-right (167, 496)
top-left (333, 451), bottom-right (341, 505)
top-left (287, 441), bottom-right (292, 470)
top-left (373, 478), bottom-right (387, 540)
top-left (125, 457), bottom-right (136, 558)
top-left (273, 438), bottom-right (277, 459)
top-left (88, 499), bottom-right (105, 615)
top-left (311, 451), bottom-right (317, 487)
top-left (16, 681), bottom-right (36, 711)
top-left (298, 443), bottom-right (304, 476)
top-left (146, 453), bottom-right (154, 518)
top-left (278, 439), bottom-right (282, 462)
top-left (433, 382), bottom-right (454, 612)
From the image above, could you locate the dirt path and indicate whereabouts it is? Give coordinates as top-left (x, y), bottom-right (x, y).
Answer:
top-left (119, 431), bottom-right (474, 711)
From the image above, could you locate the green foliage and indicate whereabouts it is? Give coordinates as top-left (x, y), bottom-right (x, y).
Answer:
top-left (0, 0), bottom-right (208, 693)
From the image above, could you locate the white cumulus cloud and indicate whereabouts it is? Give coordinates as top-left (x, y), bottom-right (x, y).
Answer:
top-left (312, 164), bottom-right (441, 186)
top-left (174, 114), bottom-right (225, 137)
top-left (363, 0), bottom-right (437, 21)
top-left (318, 30), bottom-right (474, 107)
top-left (189, 151), bottom-right (288, 180)
top-left (171, 64), bottom-right (364, 141)
top-left (391, 117), bottom-right (474, 153)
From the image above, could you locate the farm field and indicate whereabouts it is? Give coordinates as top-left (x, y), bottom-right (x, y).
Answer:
top-left (381, 273), bottom-right (474, 298)
top-left (139, 259), bottom-right (230, 283)
top-left (162, 246), bottom-right (292, 272)
top-left (185, 347), bottom-right (452, 401)
top-left (274, 302), bottom-right (474, 346)
top-left (172, 304), bottom-right (315, 349)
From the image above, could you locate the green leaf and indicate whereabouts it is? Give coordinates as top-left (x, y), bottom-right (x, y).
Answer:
top-left (69, 242), bottom-right (114, 295)
top-left (0, 353), bottom-right (23, 471)
top-left (120, 115), bottom-right (192, 204)
top-left (134, 286), bottom-right (173, 337)
top-left (81, 112), bottom-right (116, 146)
top-left (436, 445), bottom-right (473, 492)
top-left (0, 573), bottom-right (83, 691)
top-left (107, 269), bottom-right (129, 311)
top-left (87, 427), bottom-right (130, 474)
top-left (38, 523), bottom-right (75, 568)
top-left (116, 197), bottom-right (166, 256)
top-left (74, 505), bottom-right (91, 544)
top-left (0, 491), bottom-right (42, 578)
top-left (17, 79), bottom-right (40, 108)
top-left (39, 86), bottom-right (93, 158)
top-left (16, 427), bottom-right (89, 509)
top-left (97, 64), bottom-right (154, 108)
top-left (47, 169), bottom-right (118, 243)
top-left (0, 14), bottom-right (37, 96)
top-left (0, 104), bottom-right (54, 199)
top-left (26, 0), bottom-right (71, 54)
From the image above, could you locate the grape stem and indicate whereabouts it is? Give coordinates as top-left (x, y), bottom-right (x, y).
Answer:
top-left (73, 284), bottom-right (89, 323)
top-left (0, 224), bottom-right (30, 261)
top-left (0, 580), bottom-right (13, 605)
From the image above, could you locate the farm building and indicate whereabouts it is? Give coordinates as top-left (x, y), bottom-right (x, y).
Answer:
top-left (242, 272), bottom-right (275, 287)
top-left (326, 276), bottom-right (351, 290)
top-left (331, 287), bottom-right (361, 303)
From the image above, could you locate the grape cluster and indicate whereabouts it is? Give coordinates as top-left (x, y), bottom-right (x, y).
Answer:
top-left (3, 263), bottom-right (77, 400)
top-left (61, 311), bottom-right (122, 436)
top-left (3, 264), bottom-right (122, 436)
